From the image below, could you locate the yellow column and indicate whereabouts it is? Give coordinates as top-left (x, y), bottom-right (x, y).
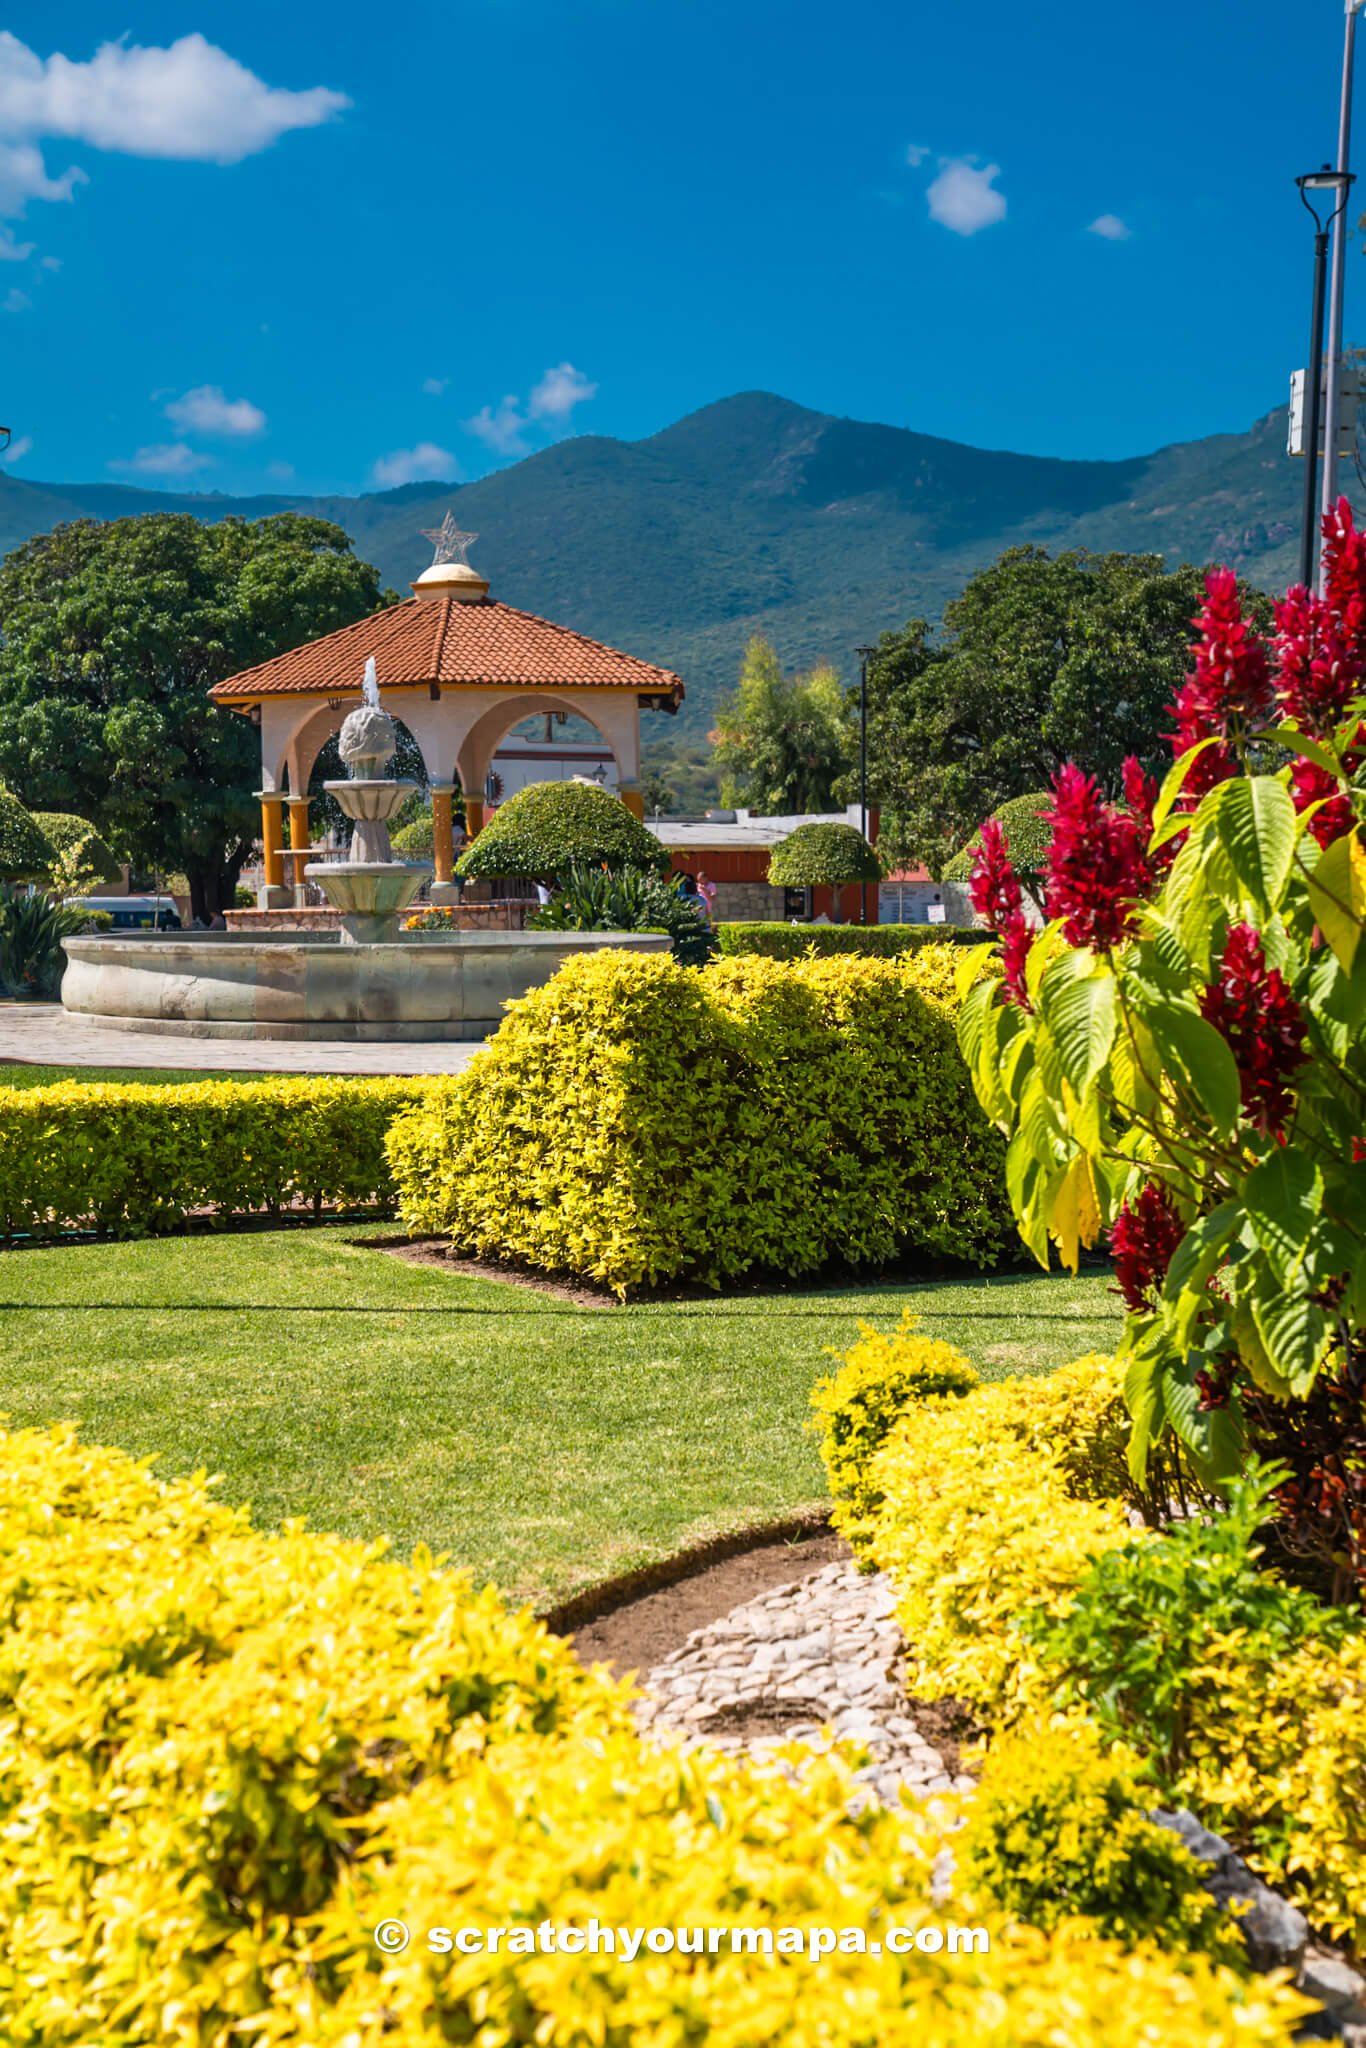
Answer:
top-left (257, 793), bottom-right (286, 891)
top-left (620, 784), bottom-right (645, 820)
top-left (431, 785), bottom-right (455, 883)
top-left (288, 796), bottom-right (311, 854)
top-left (462, 792), bottom-right (485, 838)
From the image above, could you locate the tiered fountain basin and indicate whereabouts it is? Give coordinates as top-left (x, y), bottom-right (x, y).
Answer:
top-left (59, 927), bottom-right (669, 1041)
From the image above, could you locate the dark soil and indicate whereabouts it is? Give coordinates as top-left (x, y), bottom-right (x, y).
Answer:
top-left (900, 1695), bottom-right (982, 1776)
top-left (555, 1527), bottom-right (847, 1678)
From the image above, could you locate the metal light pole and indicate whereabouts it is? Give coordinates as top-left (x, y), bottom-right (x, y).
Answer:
top-left (856, 644), bottom-right (875, 925)
top-left (1297, 166), bottom-right (1355, 589)
top-left (1320, 1), bottom-right (1366, 579)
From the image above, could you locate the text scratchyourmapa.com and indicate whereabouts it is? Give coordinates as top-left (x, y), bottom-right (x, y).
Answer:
top-left (372, 1919), bottom-right (990, 1963)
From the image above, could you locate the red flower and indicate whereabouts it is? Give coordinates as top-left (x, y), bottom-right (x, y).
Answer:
top-left (1321, 495), bottom-right (1366, 664)
top-left (968, 817), bottom-right (1022, 928)
top-left (1199, 924), bottom-right (1307, 1134)
top-left (1273, 583), bottom-right (1361, 735)
top-left (1045, 764), bottom-right (1151, 950)
top-left (1110, 1182), bottom-right (1186, 1313)
top-left (1171, 569), bottom-right (1272, 798)
top-left (968, 818), bottom-right (1033, 1007)
top-left (1290, 755), bottom-right (1357, 850)
top-left (1000, 910), bottom-right (1033, 1009)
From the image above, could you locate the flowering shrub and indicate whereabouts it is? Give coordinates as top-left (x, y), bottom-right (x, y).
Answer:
top-left (957, 501), bottom-right (1366, 1592)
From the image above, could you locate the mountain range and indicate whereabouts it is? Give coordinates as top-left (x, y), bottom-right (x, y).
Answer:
top-left (0, 391), bottom-right (1312, 795)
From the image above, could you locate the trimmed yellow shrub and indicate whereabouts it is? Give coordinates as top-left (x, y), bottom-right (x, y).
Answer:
top-left (961, 1714), bottom-right (1245, 1965)
top-left (860, 1381), bottom-right (1132, 1713)
top-left (810, 1310), bottom-right (978, 1552)
top-left (386, 948), bottom-right (1008, 1295)
top-left (0, 1422), bottom-right (1308, 2048)
top-left (0, 1075), bottom-right (435, 1237)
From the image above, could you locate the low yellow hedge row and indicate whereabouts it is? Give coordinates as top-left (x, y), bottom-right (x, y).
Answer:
top-left (386, 948), bottom-right (1008, 1295)
top-left (812, 1333), bottom-right (1366, 1944)
top-left (0, 1075), bottom-right (434, 1237)
top-left (0, 1422), bottom-right (1305, 2046)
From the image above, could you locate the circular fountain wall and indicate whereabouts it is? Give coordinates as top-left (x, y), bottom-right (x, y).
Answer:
top-left (60, 929), bottom-right (670, 1041)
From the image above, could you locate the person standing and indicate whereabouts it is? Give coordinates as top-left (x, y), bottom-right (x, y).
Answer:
top-left (695, 869), bottom-right (717, 922)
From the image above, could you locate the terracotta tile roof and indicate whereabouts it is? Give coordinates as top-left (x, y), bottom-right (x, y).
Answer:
top-left (209, 597), bottom-right (684, 703)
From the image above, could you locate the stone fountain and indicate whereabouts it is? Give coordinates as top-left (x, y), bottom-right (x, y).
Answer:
top-left (58, 655), bottom-right (668, 1041)
top-left (305, 658), bottom-right (434, 943)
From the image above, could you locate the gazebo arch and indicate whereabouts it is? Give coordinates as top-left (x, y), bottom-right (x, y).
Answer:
top-left (455, 691), bottom-right (631, 806)
top-left (209, 522), bottom-right (683, 906)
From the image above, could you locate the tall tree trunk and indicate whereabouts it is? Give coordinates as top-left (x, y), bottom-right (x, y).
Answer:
top-left (187, 843), bottom-right (249, 923)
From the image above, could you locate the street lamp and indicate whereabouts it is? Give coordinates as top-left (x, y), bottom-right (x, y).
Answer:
top-left (1296, 165), bottom-right (1355, 589)
top-left (1320, 0), bottom-right (1366, 579)
top-left (856, 644), bottom-right (875, 925)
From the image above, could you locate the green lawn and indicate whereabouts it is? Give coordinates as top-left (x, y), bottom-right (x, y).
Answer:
top-left (0, 1226), bottom-right (1123, 1605)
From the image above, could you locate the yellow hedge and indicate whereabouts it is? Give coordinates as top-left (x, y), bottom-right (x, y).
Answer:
top-left (386, 948), bottom-right (1008, 1295)
top-left (814, 1334), bottom-right (1366, 1944)
top-left (0, 1075), bottom-right (434, 1237)
top-left (0, 1422), bottom-right (1306, 2047)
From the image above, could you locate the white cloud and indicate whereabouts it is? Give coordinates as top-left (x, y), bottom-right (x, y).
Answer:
top-left (927, 157), bottom-right (1006, 236)
top-left (0, 33), bottom-right (345, 239)
top-left (110, 442), bottom-right (214, 477)
top-left (266, 460), bottom-right (295, 482)
top-left (464, 362), bottom-right (597, 458)
top-left (422, 375), bottom-right (449, 396)
top-left (1088, 212), bottom-right (1131, 241)
top-left (0, 137), bottom-right (84, 215)
top-left (528, 361), bottom-right (597, 422)
top-left (1, 432), bottom-right (32, 464)
top-left (0, 32), bottom-right (349, 167)
top-left (370, 442), bottom-right (458, 488)
top-left (164, 383), bottom-right (266, 437)
top-left (0, 223), bottom-right (31, 259)
top-left (465, 396), bottom-right (530, 457)
top-left (905, 142), bottom-right (931, 168)
top-left (3, 284), bottom-right (29, 311)
top-left (39, 251), bottom-right (59, 269)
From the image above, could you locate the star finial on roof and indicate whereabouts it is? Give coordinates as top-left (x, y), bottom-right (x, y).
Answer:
top-left (421, 512), bottom-right (479, 567)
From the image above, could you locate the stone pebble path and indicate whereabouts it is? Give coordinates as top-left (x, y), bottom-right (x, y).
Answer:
top-left (632, 1558), bottom-right (974, 1805)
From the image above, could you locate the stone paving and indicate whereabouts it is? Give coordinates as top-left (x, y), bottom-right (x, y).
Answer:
top-left (632, 1558), bottom-right (974, 1805)
top-left (0, 1004), bottom-right (489, 1076)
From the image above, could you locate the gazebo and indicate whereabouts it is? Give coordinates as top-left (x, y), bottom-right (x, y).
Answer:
top-left (209, 518), bottom-right (684, 906)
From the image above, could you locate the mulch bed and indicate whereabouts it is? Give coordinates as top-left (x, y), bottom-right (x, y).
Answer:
top-left (548, 1524), bottom-right (846, 1677)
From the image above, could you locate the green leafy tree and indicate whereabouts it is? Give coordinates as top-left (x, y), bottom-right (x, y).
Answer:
top-left (0, 514), bottom-right (388, 920)
top-left (859, 551), bottom-right (1267, 876)
top-left (768, 822), bottom-right (879, 923)
top-left (456, 779), bottom-right (668, 881)
top-left (711, 636), bottom-right (853, 813)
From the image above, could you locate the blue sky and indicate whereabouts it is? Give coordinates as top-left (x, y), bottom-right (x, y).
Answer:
top-left (0, 0), bottom-right (1359, 495)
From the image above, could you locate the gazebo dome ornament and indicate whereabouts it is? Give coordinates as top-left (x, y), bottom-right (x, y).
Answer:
top-left (420, 512), bottom-right (479, 568)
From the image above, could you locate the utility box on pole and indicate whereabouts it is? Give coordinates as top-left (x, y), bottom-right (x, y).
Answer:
top-left (1289, 366), bottom-right (1361, 456)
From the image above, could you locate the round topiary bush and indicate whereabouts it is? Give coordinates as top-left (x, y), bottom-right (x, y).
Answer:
top-left (0, 788), bottom-right (56, 882)
top-left (392, 815), bottom-right (435, 858)
top-left (767, 822), bottom-right (880, 888)
top-left (31, 812), bottom-right (122, 888)
top-left (943, 793), bottom-right (1052, 903)
top-left (456, 780), bottom-right (667, 881)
